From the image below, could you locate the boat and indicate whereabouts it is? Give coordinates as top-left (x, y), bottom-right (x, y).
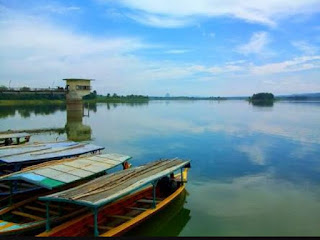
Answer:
top-left (0, 132), bottom-right (31, 147)
top-left (0, 153), bottom-right (132, 235)
top-left (0, 141), bottom-right (104, 175)
top-left (124, 189), bottom-right (191, 236)
top-left (37, 158), bottom-right (191, 237)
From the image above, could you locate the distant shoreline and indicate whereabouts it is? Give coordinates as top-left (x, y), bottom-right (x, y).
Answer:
top-left (1, 98), bottom-right (319, 106)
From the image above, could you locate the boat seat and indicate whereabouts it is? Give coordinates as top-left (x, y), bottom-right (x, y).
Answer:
top-left (11, 211), bottom-right (45, 221)
top-left (88, 224), bottom-right (114, 231)
top-left (136, 199), bottom-right (161, 204)
top-left (126, 206), bottom-right (149, 211)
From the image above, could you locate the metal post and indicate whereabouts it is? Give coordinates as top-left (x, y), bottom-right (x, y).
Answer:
top-left (46, 202), bottom-right (51, 231)
top-left (93, 208), bottom-right (99, 237)
top-left (58, 204), bottom-right (62, 216)
top-left (152, 181), bottom-right (157, 209)
top-left (9, 182), bottom-right (13, 206)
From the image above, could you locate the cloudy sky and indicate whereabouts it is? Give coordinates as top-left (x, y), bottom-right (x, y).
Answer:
top-left (0, 0), bottom-right (319, 96)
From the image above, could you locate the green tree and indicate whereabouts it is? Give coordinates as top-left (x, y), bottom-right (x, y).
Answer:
top-left (251, 92), bottom-right (274, 101)
top-left (21, 86), bottom-right (31, 91)
top-left (0, 85), bottom-right (8, 90)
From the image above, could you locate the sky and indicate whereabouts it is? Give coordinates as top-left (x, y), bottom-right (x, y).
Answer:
top-left (0, 0), bottom-right (319, 96)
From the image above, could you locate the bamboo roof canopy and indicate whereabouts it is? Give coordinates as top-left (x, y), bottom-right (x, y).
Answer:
top-left (0, 153), bottom-right (132, 190)
top-left (40, 158), bottom-right (191, 208)
top-left (0, 141), bottom-right (104, 165)
top-left (0, 132), bottom-right (31, 140)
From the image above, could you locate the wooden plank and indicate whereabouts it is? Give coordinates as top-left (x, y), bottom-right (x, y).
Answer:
top-left (0, 146), bottom-right (50, 158)
top-left (100, 153), bottom-right (130, 162)
top-left (99, 225), bottom-right (114, 231)
top-left (49, 164), bottom-right (94, 177)
top-left (41, 159), bottom-right (189, 206)
top-left (49, 164), bottom-right (75, 173)
top-left (106, 214), bottom-right (133, 220)
top-left (137, 199), bottom-right (160, 204)
top-left (63, 159), bottom-right (92, 168)
top-left (145, 197), bottom-right (163, 201)
top-left (82, 164), bottom-right (109, 173)
top-left (35, 201), bottom-right (74, 211)
top-left (88, 224), bottom-right (114, 231)
top-left (65, 168), bottom-right (93, 178)
top-left (0, 132), bottom-right (30, 139)
top-left (50, 173), bottom-right (80, 183)
top-left (91, 157), bottom-right (120, 165)
top-left (24, 205), bottom-right (59, 215)
top-left (33, 168), bottom-right (80, 183)
top-left (12, 211), bottom-right (45, 221)
top-left (30, 144), bottom-right (85, 156)
top-left (0, 183), bottom-right (10, 189)
top-left (126, 206), bottom-right (149, 211)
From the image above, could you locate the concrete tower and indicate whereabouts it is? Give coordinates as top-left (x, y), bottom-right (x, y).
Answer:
top-left (63, 78), bottom-right (92, 102)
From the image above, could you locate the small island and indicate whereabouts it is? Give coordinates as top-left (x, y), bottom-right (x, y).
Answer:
top-left (249, 92), bottom-right (275, 106)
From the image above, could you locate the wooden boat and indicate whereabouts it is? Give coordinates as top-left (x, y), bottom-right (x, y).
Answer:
top-left (0, 141), bottom-right (104, 175)
top-left (0, 153), bottom-right (132, 235)
top-left (0, 132), bottom-right (31, 147)
top-left (37, 158), bottom-right (191, 237)
top-left (124, 189), bottom-right (190, 236)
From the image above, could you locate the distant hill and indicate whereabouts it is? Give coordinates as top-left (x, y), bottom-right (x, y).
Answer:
top-left (148, 93), bottom-right (320, 101)
top-left (277, 93), bottom-right (320, 100)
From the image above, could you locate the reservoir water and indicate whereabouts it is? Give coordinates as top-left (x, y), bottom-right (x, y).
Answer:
top-left (1, 100), bottom-right (320, 236)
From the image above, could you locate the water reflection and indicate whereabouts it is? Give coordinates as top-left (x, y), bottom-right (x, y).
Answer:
top-left (251, 101), bottom-right (274, 107)
top-left (0, 104), bottom-right (66, 119)
top-left (105, 101), bottom-right (149, 110)
top-left (185, 173), bottom-right (320, 236)
top-left (65, 101), bottom-right (92, 141)
top-left (0, 100), bottom-right (320, 236)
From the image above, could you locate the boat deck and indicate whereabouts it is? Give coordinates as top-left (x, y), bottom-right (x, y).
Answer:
top-left (0, 133), bottom-right (31, 141)
top-left (0, 153), bottom-right (132, 192)
top-left (0, 141), bottom-right (104, 166)
top-left (40, 158), bottom-right (190, 208)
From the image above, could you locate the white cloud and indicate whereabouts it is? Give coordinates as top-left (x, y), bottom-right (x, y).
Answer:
top-left (111, 0), bottom-right (320, 27)
top-left (237, 32), bottom-right (270, 55)
top-left (164, 49), bottom-right (190, 54)
top-left (208, 32), bottom-right (215, 38)
top-left (105, 8), bottom-right (125, 20)
top-left (238, 144), bottom-right (266, 165)
top-left (292, 41), bottom-right (318, 55)
top-left (0, 5), bottom-right (319, 95)
top-left (0, 12), bottom-right (153, 91)
top-left (126, 12), bottom-right (193, 28)
top-left (37, 5), bottom-right (81, 14)
top-left (250, 56), bottom-right (320, 75)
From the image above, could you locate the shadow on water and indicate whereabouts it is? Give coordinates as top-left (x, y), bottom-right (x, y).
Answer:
top-left (124, 189), bottom-right (191, 237)
top-left (250, 101), bottom-right (274, 107)
top-left (0, 101), bottom-right (149, 119)
top-left (65, 102), bottom-right (92, 141)
top-left (0, 105), bottom-right (66, 119)
top-left (104, 101), bottom-right (149, 110)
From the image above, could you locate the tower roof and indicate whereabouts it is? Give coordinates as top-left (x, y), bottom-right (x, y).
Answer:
top-left (63, 78), bottom-right (94, 81)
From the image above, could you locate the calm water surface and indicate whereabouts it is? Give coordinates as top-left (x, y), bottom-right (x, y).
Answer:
top-left (1, 100), bottom-right (320, 236)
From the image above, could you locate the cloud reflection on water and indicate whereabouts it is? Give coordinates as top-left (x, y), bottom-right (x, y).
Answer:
top-left (185, 173), bottom-right (320, 236)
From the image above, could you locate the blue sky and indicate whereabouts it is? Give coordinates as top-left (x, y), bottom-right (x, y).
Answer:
top-left (0, 0), bottom-right (319, 96)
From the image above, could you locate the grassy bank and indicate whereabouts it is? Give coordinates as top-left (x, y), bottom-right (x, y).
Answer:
top-left (0, 100), bottom-right (65, 106)
top-left (84, 99), bottom-right (149, 104)
top-left (0, 99), bottom-right (148, 106)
